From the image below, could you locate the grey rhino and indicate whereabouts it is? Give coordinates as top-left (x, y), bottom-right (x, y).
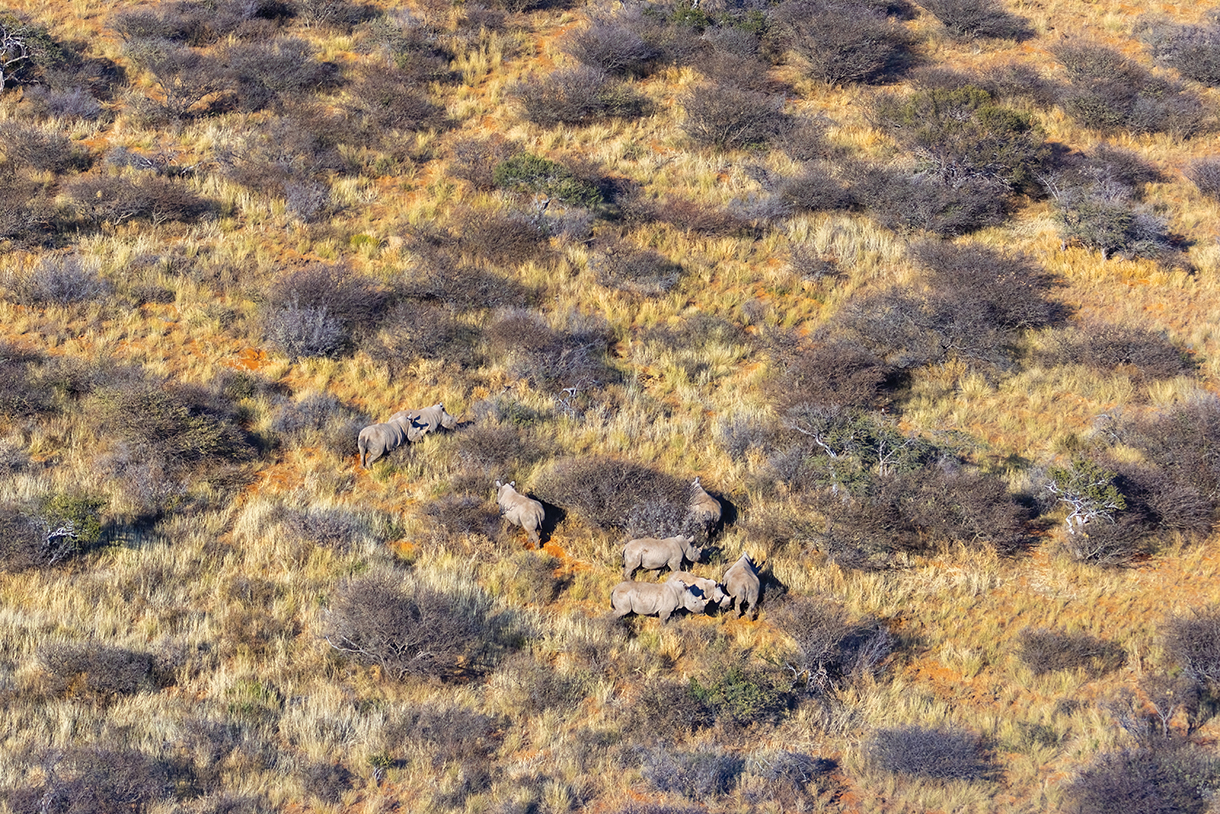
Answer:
top-left (622, 535), bottom-right (704, 580)
top-left (666, 571), bottom-right (730, 609)
top-left (388, 403), bottom-right (457, 442)
top-left (688, 476), bottom-right (722, 530)
top-left (723, 553), bottom-right (761, 618)
top-left (358, 421), bottom-right (407, 468)
top-left (495, 480), bottom-right (545, 546)
top-left (610, 579), bottom-right (709, 622)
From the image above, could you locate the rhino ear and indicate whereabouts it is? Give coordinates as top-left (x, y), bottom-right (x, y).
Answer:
top-left (495, 480), bottom-right (503, 488)
top-left (510, 480), bottom-right (516, 487)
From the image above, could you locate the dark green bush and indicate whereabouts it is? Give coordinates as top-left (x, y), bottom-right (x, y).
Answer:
top-left (492, 153), bottom-right (605, 208)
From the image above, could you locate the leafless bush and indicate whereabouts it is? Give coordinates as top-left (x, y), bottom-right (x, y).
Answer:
top-left (921, 0), bottom-right (1031, 40)
top-left (296, 0), bottom-right (379, 32)
top-left (1064, 743), bottom-right (1220, 814)
top-left (1119, 397), bottom-right (1220, 502)
top-left (1017, 627), bottom-right (1126, 675)
top-left (1051, 41), bottom-right (1210, 137)
top-left (641, 747), bottom-right (745, 801)
top-left (770, 0), bottom-right (913, 85)
top-left (561, 17), bottom-right (658, 76)
top-left (214, 38), bottom-right (340, 112)
top-left (454, 207), bottom-right (551, 267)
top-left (65, 174), bottom-right (213, 226)
top-left (423, 494), bottom-right (503, 544)
top-left (384, 704), bottom-right (504, 767)
top-left (281, 506), bottom-right (374, 552)
top-left (366, 301), bottom-right (479, 371)
top-left (771, 597), bottom-right (891, 697)
top-left (1137, 15), bottom-right (1220, 88)
top-left (682, 83), bottom-right (789, 149)
top-left (853, 167), bottom-right (1009, 236)
top-left (0, 177), bottom-right (55, 245)
top-left (398, 253), bottom-right (534, 310)
top-left (775, 339), bottom-right (892, 411)
top-left (270, 391), bottom-right (369, 457)
top-left (4, 747), bottom-right (176, 814)
top-left (535, 456), bottom-right (687, 531)
top-left (1058, 512), bottom-right (1149, 566)
top-left (915, 241), bottom-right (1064, 332)
top-left (457, 423), bottom-right (547, 471)
top-left (37, 641), bottom-right (158, 699)
top-left (630, 677), bottom-right (715, 737)
top-left (590, 245), bottom-right (683, 295)
top-left (301, 761), bottom-right (353, 804)
top-left (649, 195), bottom-right (755, 235)
top-left (693, 48), bottom-right (776, 92)
top-left (776, 163), bottom-right (853, 213)
top-left (324, 570), bottom-right (513, 680)
top-left (979, 62), bottom-right (1058, 105)
top-left (1186, 157), bottom-right (1220, 200)
top-left (264, 303), bottom-right (346, 360)
top-left (1050, 182), bottom-right (1177, 261)
top-left (270, 263), bottom-right (387, 338)
top-left (1039, 321), bottom-right (1187, 380)
top-left (347, 67), bottom-right (449, 131)
top-left (6, 255), bottom-right (110, 307)
top-left (486, 309), bottom-right (614, 390)
top-left (867, 726), bottom-right (995, 780)
top-left (511, 66), bottom-right (651, 125)
top-left (1163, 607), bottom-right (1220, 688)
top-left (0, 121), bottom-right (90, 173)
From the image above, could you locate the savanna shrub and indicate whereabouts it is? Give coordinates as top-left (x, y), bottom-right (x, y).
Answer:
top-left (650, 196), bottom-right (755, 235)
top-left (270, 391), bottom-right (369, 458)
top-left (870, 86), bottom-right (1050, 192)
top-left (454, 207), bottom-right (551, 266)
top-left (324, 570), bottom-right (512, 680)
top-left (6, 255), bottom-right (110, 307)
top-left (1064, 743), bottom-right (1220, 814)
top-left (366, 301), bottom-right (479, 371)
top-left (4, 747), bottom-right (176, 814)
top-left (398, 253), bottom-right (534, 310)
top-left (774, 339), bottom-right (893, 410)
top-left (1017, 627), bottom-right (1126, 675)
top-left (38, 641), bottom-right (157, 699)
top-left (492, 153), bottom-right (604, 208)
top-left (1038, 321), bottom-right (1187, 380)
top-left (776, 163), bottom-right (853, 212)
top-left (384, 705), bottom-right (503, 767)
top-left (301, 761), bottom-right (353, 804)
top-left (1138, 16), bottom-right (1220, 88)
top-left (66, 174), bottom-right (213, 226)
top-left (457, 422), bottom-right (548, 471)
top-left (771, 597), bottom-right (891, 696)
top-left (914, 241), bottom-right (1064, 332)
top-left (770, 0), bottom-right (912, 85)
top-left (590, 245), bottom-right (683, 295)
top-left (281, 506), bottom-right (374, 552)
top-left (347, 67), bottom-right (449, 132)
top-left (0, 121), bottom-right (90, 173)
top-left (449, 136), bottom-right (516, 189)
top-left (920, 0), bottom-right (1031, 40)
top-left (693, 48), bottom-right (775, 92)
top-left (561, 16), bottom-right (658, 76)
top-left (630, 677), bottom-right (715, 736)
top-left (535, 456), bottom-right (687, 531)
top-left (1185, 157), bottom-right (1220, 200)
top-left (853, 167), bottom-right (1008, 237)
top-left (1050, 183), bottom-right (1176, 260)
top-left (689, 665), bottom-right (792, 728)
top-left (1051, 41), bottom-right (1209, 137)
top-left (511, 66), bottom-right (651, 125)
top-left (681, 83), bottom-right (789, 149)
top-left (867, 725), bottom-right (994, 780)
top-left (264, 303), bottom-right (346, 360)
top-left (215, 38), bottom-right (339, 112)
top-left (1118, 397), bottom-right (1220, 500)
top-left (1163, 607), bottom-right (1220, 688)
top-left (422, 494), bottom-right (503, 543)
top-left (642, 747), bottom-right (745, 801)
top-left (485, 310), bottom-right (614, 389)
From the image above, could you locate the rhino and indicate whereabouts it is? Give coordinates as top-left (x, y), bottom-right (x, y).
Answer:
top-left (495, 480), bottom-right (545, 546)
top-left (688, 476), bottom-right (722, 531)
top-left (358, 421), bottom-right (407, 468)
top-left (610, 579), bottom-right (710, 622)
top-left (666, 571), bottom-right (730, 609)
top-left (622, 535), bottom-right (704, 580)
top-left (723, 552), bottom-right (761, 618)
top-left (388, 403), bottom-right (457, 443)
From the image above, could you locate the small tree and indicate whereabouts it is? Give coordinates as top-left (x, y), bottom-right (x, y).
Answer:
top-left (1046, 458), bottom-right (1126, 537)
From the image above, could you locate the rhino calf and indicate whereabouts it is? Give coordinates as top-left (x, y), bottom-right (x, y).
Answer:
top-left (666, 571), bottom-right (730, 609)
top-left (688, 476), bottom-right (722, 531)
top-left (622, 535), bottom-right (704, 580)
top-left (611, 580), bottom-right (709, 622)
top-left (358, 421), bottom-right (407, 468)
top-left (723, 553), bottom-right (761, 618)
top-left (495, 480), bottom-right (545, 546)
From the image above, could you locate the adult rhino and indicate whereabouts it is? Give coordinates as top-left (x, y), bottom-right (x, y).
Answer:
top-left (495, 480), bottom-right (545, 547)
top-left (358, 421), bottom-right (407, 468)
top-left (666, 571), bottom-right (730, 610)
top-left (622, 535), bottom-right (704, 580)
top-left (388, 403), bottom-right (457, 442)
top-left (610, 580), bottom-right (709, 622)
top-left (688, 476), bottom-right (722, 533)
top-left (723, 553), bottom-right (761, 618)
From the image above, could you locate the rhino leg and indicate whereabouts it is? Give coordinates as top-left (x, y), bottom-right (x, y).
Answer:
top-left (526, 525), bottom-right (540, 547)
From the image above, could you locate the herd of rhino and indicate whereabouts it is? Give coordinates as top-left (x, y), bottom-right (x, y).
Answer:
top-left (360, 404), bottom-right (762, 623)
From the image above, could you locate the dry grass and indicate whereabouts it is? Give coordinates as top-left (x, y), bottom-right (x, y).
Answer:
top-left (0, 0), bottom-right (1218, 809)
